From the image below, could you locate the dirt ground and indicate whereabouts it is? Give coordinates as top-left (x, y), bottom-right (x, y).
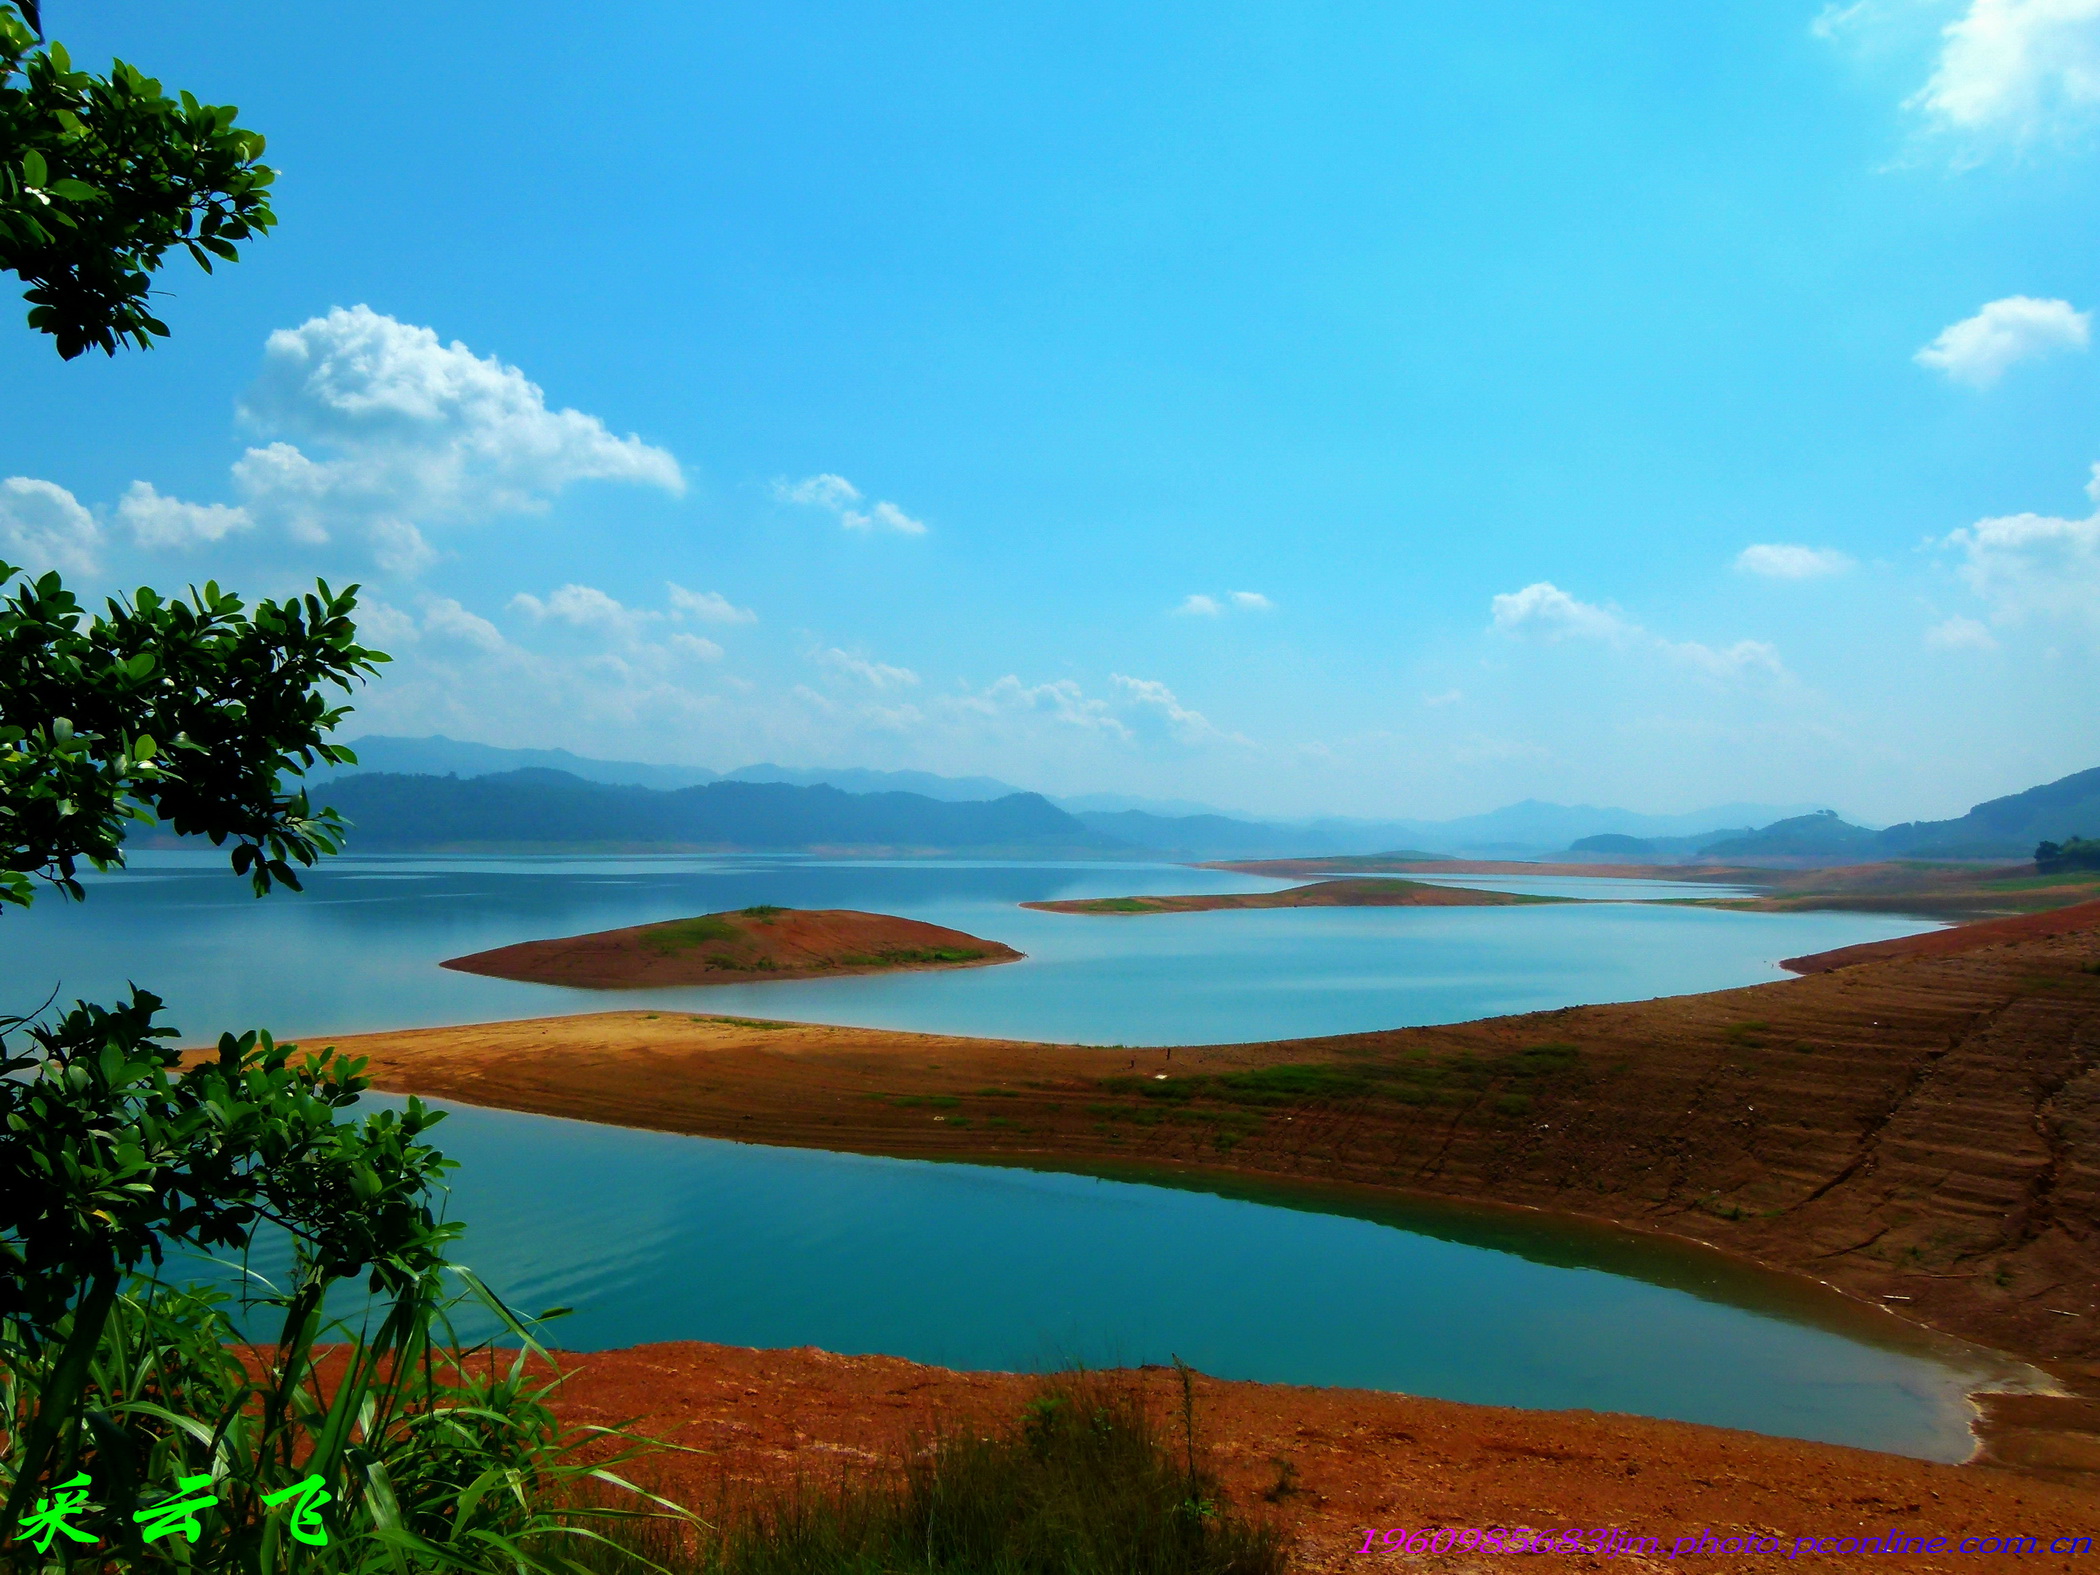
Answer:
top-left (439, 906), bottom-right (1021, 989)
top-left (549, 1341), bottom-right (2100, 1573)
top-left (299, 904), bottom-right (2100, 1535)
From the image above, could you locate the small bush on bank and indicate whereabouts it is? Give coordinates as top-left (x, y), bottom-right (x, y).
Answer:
top-left (572, 1374), bottom-right (1285, 1575)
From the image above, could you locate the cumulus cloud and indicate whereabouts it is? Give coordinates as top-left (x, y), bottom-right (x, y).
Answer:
top-left (668, 632), bottom-right (725, 661)
top-left (1910, 0), bottom-right (2100, 147)
top-left (1659, 638), bottom-right (1785, 677)
top-left (1175, 590), bottom-right (1271, 616)
top-left (946, 676), bottom-right (1128, 737)
top-left (1944, 467), bottom-right (2100, 629)
top-left (774, 473), bottom-right (928, 535)
top-left (116, 482), bottom-right (253, 549)
top-left (772, 474), bottom-right (860, 510)
top-left (1491, 580), bottom-right (1784, 680)
top-left (667, 584), bottom-right (757, 625)
top-left (421, 596), bottom-right (508, 652)
top-left (510, 583), bottom-right (664, 640)
top-left (35, 310), bottom-right (683, 576)
top-left (815, 648), bottom-right (920, 690)
top-left (1926, 614), bottom-right (2000, 650)
top-left (1735, 543), bottom-right (1855, 578)
top-left (243, 306), bottom-right (682, 510)
top-left (843, 501), bottom-right (927, 535)
top-left (1489, 582), bottom-right (1634, 643)
top-left (1915, 297), bottom-right (2090, 386)
top-left (0, 477), bottom-right (99, 574)
top-left (1111, 674), bottom-right (1239, 744)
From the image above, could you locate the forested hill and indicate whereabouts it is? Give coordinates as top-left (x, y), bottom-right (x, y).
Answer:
top-left (312, 770), bottom-right (1131, 856)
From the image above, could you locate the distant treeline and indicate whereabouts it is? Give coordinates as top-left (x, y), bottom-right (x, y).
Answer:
top-left (2036, 836), bottom-right (2100, 874)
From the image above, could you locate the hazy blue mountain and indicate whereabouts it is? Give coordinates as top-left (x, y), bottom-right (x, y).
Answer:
top-left (1874, 766), bottom-right (2100, 859)
top-left (1069, 810), bottom-right (1368, 860)
top-left (1696, 811), bottom-right (1883, 859)
top-left (1566, 831), bottom-right (1749, 858)
top-left (320, 736), bottom-right (1853, 860)
top-left (1054, 791), bottom-right (1238, 817)
top-left (321, 735), bottom-right (721, 790)
top-left (725, 762), bottom-right (1027, 800)
top-left (315, 770), bottom-right (1128, 856)
top-left (330, 737), bottom-right (1221, 818)
top-left (1402, 798), bottom-right (1834, 852)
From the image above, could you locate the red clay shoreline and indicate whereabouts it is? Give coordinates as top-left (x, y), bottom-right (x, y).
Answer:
top-left (259, 895), bottom-right (2100, 1537)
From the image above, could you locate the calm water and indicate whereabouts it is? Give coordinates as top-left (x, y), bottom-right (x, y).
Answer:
top-left (6, 851), bottom-right (1937, 1046)
top-left (205, 1097), bottom-right (2020, 1464)
top-left (17, 852), bottom-right (2001, 1460)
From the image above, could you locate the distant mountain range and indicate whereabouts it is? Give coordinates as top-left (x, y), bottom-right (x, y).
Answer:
top-left (317, 736), bottom-right (1826, 858)
top-left (311, 770), bottom-right (1124, 857)
top-left (1574, 768), bottom-right (2100, 863)
top-left (298, 736), bottom-right (2099, 864)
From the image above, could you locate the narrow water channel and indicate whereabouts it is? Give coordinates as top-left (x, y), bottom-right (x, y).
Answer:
top-left (205, 1097), bottom-right (2032, 1466)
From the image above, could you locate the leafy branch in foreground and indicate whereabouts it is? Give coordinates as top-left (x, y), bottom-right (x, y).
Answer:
top-left (0, 560), bottom-right (388, 909)
top-left (0, 2), bottom-right (276, 357)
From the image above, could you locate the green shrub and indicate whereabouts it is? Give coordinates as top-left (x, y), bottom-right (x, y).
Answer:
top-left (643, 916), bottom-right (741, 954)
top-left (573, 1374), bottom-right (1283, 1575)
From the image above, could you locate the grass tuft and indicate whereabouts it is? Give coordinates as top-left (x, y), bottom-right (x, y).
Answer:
top-left (570, 1375), bottom-right (1284, 1575)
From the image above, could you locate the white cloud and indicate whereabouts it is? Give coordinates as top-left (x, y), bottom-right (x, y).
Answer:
top-left (776, 473), bottom-right (928, 535)
top-left (1661, 638), bottom-right (1785, 677)
top-left (666, 583), bottom-right (757, 625)
top-left (1489, 582), bottom-right (1634, 643)
top-left (1926, 613), bottom-right (2000, 649)
top-left (1111, 674), bottom-right (1244, 745)
top-left (511, 583), bottom-right (661, 638)
top-left (0, 477), bottom-right (99, 575)
top-left (772, 474), bottom-right (860, 510)
top-left (1177, 589), bottom-right (1272, 616)
top-left (1915, 297), bottom-right (2090, 386)
top-left (1909, 0), bottom-right (2100, 147)
top-left (1491, 580), bottom-right (1784, 680)
top-left (669, 633), bottom-right (725, 661)
top-left (219, 305), bottom-right (682, 571)
top-left (116, 481), bottom-right (253, 549)
top-left (842, 500), bottom-right (927, 535)
top-left (1423, 689), bottom-right (1464, 707)
top-left (1944, 470), bottom-right (2100, 628)
top-left (1735, 543), bottom-right (1855, 578)
top-left (815, 648), bottom-right (920, 690)
top-left (950, 676), bottom-right (1129, 737)
top-left (421, 597), bottom-right (507, 652)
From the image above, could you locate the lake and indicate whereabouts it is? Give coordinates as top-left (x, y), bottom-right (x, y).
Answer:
top-left (7, 851), bottom-right (1932, 1047)
top-left (12, 851), bottom-right (2009, 1462)
top-left (205, 1095), bottom-right (2023, 1465)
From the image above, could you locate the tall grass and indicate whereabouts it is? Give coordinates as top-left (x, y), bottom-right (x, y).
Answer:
top-left (566, 1372), bottom-right (1285, 1575)
top-left (1, 1266), bottom-right (685, 1573)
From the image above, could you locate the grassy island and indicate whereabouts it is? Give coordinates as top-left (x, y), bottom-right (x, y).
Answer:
top-left (442, 906), bottom-right (1022, 989)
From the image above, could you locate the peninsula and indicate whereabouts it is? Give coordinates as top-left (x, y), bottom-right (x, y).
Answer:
top-left (441, 906), bottom-right (1021, 989)
top-left (1022, 877), bottom-right (1565, 914)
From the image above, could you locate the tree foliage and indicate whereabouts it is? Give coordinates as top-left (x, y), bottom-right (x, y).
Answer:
top-left (0, 2), bottom-right (276, 357)
top-left (0, 560), bottom-right (388, 910)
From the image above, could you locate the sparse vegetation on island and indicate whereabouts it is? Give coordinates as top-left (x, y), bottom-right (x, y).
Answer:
top-left (444, 907), bottom-right (1022, 989)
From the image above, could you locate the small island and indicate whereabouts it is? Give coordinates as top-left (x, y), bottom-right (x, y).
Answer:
top-left (442, 905), bottom-right (1023, 989)
top-left (1022, 877), bottom-right (1568, 915)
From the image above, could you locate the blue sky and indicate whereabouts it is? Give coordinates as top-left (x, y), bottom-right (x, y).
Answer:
top-left (6, 0), bottom-right (2100, 821)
